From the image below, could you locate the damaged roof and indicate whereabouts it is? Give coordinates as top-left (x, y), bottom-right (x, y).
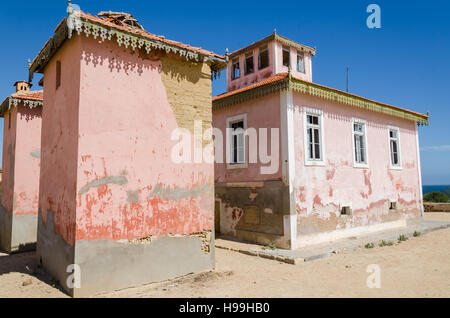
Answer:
top-left (0, 90), bottom-right (43, 117)
top-left (29, 9), bottom-right (227, 79)
top-left (213, 73), bottom-right (429, 125)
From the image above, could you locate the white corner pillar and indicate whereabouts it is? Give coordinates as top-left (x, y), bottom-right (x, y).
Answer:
top-left (280, 88), bottom-right (298, 249)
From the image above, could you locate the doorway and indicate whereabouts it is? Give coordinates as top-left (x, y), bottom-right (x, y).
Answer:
top-left (214, 200), bottom-right (221, 235)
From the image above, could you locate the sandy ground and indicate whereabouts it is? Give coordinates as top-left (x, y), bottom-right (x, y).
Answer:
top-left (0, 212), bottom-right (449, 298)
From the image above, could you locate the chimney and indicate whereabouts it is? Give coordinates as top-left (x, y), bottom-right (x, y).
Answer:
top-left (14, 81), bottom-right (31, 93)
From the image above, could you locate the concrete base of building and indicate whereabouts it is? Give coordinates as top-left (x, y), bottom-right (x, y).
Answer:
top-left (292, 219), bottom-right (407, 249)
top-left (37, 210), bottom-right (215, 297)
top-left (0, 204), bottom-right (37, 254)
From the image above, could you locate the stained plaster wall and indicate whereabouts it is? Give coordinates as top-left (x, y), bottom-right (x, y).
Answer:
top-left (292, 91), bottom-right (422, 246)
top-left (0, 104), bottom-right (42, 253)
top-left (37, 34), bottom-right (215, 296)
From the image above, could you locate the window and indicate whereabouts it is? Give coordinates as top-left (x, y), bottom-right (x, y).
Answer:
top-left (389, 127), bottom-right (401, 168)
top-left (304, 108), bottom-right (324, 166)
top-left (258, 46), bottom-right (269, 70)
top-left (306, 115), bottom-right (322, 161)
top-left (389, 202), bottom-right (397, 211)
top-left (282, 46), bottom-right (290, 67)
top-left (297, 52), bottom-right (305, 73)
top-left (229, 118), bottom-right (246, 165)
top-left (56, 60), bottom-right (61, 89)
top-left (8, 113), bottom-right (11, 130)
top-left (341, 206), bottom-right (352, 216)
top-left (231, 59), bottom-right (240, 80)
top-left (353, 119), bottom-right (368, 167)
top-left (244, 53), bottom-right (254, 75)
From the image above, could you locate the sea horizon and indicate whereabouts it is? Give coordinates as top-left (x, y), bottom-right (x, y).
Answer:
top-left (423, 185), bottom-right (450, 195)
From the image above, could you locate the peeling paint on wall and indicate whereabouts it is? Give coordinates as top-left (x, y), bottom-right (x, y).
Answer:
top-left (78, 176), bottom-right (128, 195)
top-left (30, 149), bottom-right (41, 159)
top-left (148, 182), bottom-right (211, 201)
top-left (126, 190), bottom-right (140, 203)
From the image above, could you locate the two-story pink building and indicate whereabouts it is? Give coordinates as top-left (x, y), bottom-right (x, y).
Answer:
top-left (213, 32), bottom-right (428, 249)
top-left (0, 82), bottom-right (43, 253)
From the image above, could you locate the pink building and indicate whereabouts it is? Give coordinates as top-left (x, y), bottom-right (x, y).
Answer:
top-left (28, 8), bottom-right (225, 297)
top-left (213, 33), bottom-right (428, 249)
top-left (0, 82), bottom-right (43, 253)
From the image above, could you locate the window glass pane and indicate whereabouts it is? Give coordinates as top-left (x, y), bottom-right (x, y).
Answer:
top-left (314, 129), bottom-right (320, 145)
top-left (355, 136), bottom-right (360, 162)
top-left (307, 128), bottom-right (313, 159)
top-left (359, 136), bottom-right (365, 162)
top-left (314, 144), bottom-right (320, 159)
top-left (282, 47), bottom-right (290, 67)
top-left (232, 121), bottom-right (244, 130)
top-left (258, 46), bottom-right (269, 69)
top-left (297, 53), bottom-right (305, 73)
top-left (245, 54), bottom-right (254, 75)
top-left (232, 59), bottom-right (240, 80)
top-left (233, 135), bottom-right (238, 163)
top-left (391, 140), bottom-right (398, 165)
top-left (238, 133), bottom-right (245, 163)
top-left (391, 130), bottom-right (398, 139)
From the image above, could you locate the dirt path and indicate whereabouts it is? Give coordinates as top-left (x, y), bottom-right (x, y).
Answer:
top-left (1, 213), bottom-right (449, 298)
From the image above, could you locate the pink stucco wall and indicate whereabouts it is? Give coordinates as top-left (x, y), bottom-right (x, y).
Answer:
top-left (1, 104), bottom-right (41, 216)
top-left (227, 42), bottom-right (276, 92)
top-left (13, 105), bottom-right (42, 216)
top-left (213, 93), bottom-right (282, 184)
top-left (40, 36), bottom-right (82, 246)
top-left (1, 107), bottom-right (18, 214)
top-left (292, 92), bottom-right (422, 235)
top-left (40, 34), bottom-right (214, 245)
top-left (74, 35), bottom-right (213, 242)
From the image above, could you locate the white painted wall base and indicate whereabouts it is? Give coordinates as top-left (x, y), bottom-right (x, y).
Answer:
top-left (292, 219), bottom-right (407, 249)
top-left (283, 214), bottom-right (298, 248)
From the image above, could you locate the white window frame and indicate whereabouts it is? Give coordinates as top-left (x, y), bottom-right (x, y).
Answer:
top-left (227, 114), bottom-right (248, 170)
top-left (352, 118), bottom-right (369, 169)
top-left (303, 107), bottom-right (325, 166)
top-left (388, 126), bottom-right (402, 170)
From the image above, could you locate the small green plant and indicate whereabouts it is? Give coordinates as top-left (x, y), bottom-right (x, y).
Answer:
top-left (413, 231), bottom-right (421, 237)
top-left (398, 235), bottom-right (408, 242)
top-left (379, 240), bottom-right (394, 247)
top-left (365, 243), bottom-right (375, 249)
top-left (262, 243), bottom-right (277, 251)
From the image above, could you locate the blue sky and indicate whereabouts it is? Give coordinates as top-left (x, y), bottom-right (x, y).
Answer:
top-left (0, 0), bottom-right (449, 185)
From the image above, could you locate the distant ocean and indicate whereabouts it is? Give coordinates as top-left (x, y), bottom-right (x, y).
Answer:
top-left (423, 185), bottom-right (450, 195)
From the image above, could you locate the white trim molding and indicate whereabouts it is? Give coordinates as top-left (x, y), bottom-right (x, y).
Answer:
top-left (415, 124), bottom-right (425, 218)
top-left (303, 106), bottom-right (326, 167)
top-left (352, 117), bottom-right (370, 169)
top-left (280, 89), bottom-right (297, 248)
